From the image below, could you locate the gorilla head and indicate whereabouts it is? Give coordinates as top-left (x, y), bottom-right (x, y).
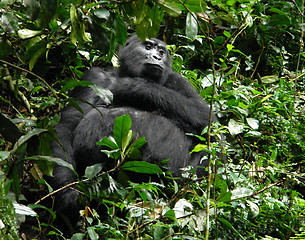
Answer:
top-left (118, 36), bottom-right (172, 83)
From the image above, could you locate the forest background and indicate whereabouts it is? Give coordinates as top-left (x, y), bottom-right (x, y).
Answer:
top-left (1, 0), bottom-right (305, 239)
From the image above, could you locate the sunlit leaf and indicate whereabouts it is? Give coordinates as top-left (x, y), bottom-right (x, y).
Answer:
top-left (18, 29), bottom-right (43, 39)
top-left (246, 118), bottom-right (259, 130)
top-left (261, 75), bottom-right (279, 83)
top-left (0, 151), bottom-right (10, 161)
top-left (231, 187), bottom-right (252, 200)
top-left (246, 200), bottom-right (259, 218)
top-left (190, 144), bottom-right (208, 153)
top-left (228, 119), bottom-right (244, 135)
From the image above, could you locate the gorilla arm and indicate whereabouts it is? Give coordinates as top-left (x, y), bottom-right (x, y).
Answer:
top-left (107, 71), bottom-right (214, 134)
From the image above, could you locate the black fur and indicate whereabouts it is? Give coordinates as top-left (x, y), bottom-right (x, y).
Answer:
top-left (47, 36), bottom-right (221, 229)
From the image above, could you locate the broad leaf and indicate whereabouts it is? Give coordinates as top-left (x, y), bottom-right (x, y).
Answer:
top-left (113, 114), bottom-right (132, 151)
top-left (27, 156), bottom-right (75, 177)
top-left (122, 161), bottom-right (163, 174)
top-left (186, 12), bottom-right (198, 40)
top-left (85, 163), bottom-right (103, 179)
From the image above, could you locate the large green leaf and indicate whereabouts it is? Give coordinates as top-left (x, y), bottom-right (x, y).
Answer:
top-left (92, 8), bottom-right (110, 20)
top-left (70, 5), bottom-right (90, 45)
top-left (85, 163), bottom-right (103, 179)
top-left (12, 128), bottom-right (47, 154)
top-left (122, 161), bottom-right (163, 174)
top-left (18, 29), bottom-right (43, 39)
top-left (127, 136), bottom-right (146, 160)
top-left (113, 14), bottom-right (127, 45)
top-left (113, 114), bottom-right (132, 151)
top-left (27, 156), bottom-right (75, 177)
top-left (186, 12), bottom-right (198, 40)
top-left (87, 18), bottom-right (110, 54)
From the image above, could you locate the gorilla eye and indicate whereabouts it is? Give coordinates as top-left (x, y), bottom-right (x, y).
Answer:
top-left (159, 50), bottom-right (165, 56)
top-left (145, 44), bottom-right (152, 50)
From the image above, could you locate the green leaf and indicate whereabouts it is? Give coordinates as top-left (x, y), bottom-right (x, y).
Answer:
top-left (224, 30), bottom-right (231, 38)
top-left (87, 227), bottom-right (98, 240)
top-left (93, 8), bottom-right (110, 20)
top-left (270, 149), bottom-right (277, 162)
top-left (163, 209), bottom-right (176, 221)
top-left (159, 2), bottom-right (182, 16)
top-left (29, 47), bottom-right (46, 70)
top-left (226, 44), bottom-right (234, 52)
top-left (216, 178), bottom-right (232, 202)
top-left (190, 144), bottom-right (208, 153)
top-left (61, 80), bottom-right (93, 92)
top-left (12, 128), bottom-right (47, 153)
top-left (113, 15), bottom-right (127, 45)
top-left (27, 156), bottom-right (75, 176)
top-left (70, 5), bottom-right (90, 45)
top-left (113, 114), bottom-right (132, 151)
top-left (246, 200), bottom-right (259, 218)
top-left (71, 233), bottom-right (86, 240)
top-left (246, 118), bottom-right (259, 130)
top-left (186, 12), bottom-right (198, 40)
top-left (270, 14), bottom-right (290, 26)
top-left (261, 75), bottom-right (279, 84)
top-left (87, 18), bottom-right (110, 54)
top-left (122, 161), bottom-right (163, 174)
top-left (218, 218), bottom-right (245, 240)
top-left (18, 29), bottom-right (43, 39)
top-left (0, 151), bottom-right (10, 161)
top-left (89, 85), bottom-right (113, 105)
top-left (127, 137), bottom-right (146, 160)
top-left (228, 119), bottom-right (244, 136)
top-left (97, 137), bottom-right (118, 150)
top-left (85, 163), bottom-right (103, 179)
top-left (98, 137), bottom-right (120, 159)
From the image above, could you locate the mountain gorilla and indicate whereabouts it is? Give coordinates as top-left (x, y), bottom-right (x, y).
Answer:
top-left (48, 35), bottom-right (222, 229)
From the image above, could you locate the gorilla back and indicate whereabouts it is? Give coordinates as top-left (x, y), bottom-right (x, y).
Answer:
top-left (48, 35), bottom-right (223, 230)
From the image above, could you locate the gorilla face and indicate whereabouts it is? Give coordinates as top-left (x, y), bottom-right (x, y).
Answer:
top-left (118, 36), bottom-right (172, 83)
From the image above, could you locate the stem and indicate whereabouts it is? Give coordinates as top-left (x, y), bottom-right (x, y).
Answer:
top-left (0, 59), bottom-right (59, 99)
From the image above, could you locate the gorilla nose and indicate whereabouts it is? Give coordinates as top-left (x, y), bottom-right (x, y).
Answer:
top-left (153, 54), bottom-right (162, 61)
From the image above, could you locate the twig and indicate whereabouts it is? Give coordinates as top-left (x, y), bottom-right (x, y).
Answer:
top-left (247, 179), bottom-right (284, 198)
top-left (0, 59), bottom-right (58, 99)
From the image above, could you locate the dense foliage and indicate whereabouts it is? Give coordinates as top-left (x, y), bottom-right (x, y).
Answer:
top-left (1, 0), bottom-right (305, 239)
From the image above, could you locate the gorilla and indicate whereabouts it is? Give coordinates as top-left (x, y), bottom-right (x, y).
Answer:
top-left (47, 35), bottom-right (222, 229)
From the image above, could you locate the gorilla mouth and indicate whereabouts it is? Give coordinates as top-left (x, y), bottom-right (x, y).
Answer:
top-left (145, 63), bottom-right (164, 71)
